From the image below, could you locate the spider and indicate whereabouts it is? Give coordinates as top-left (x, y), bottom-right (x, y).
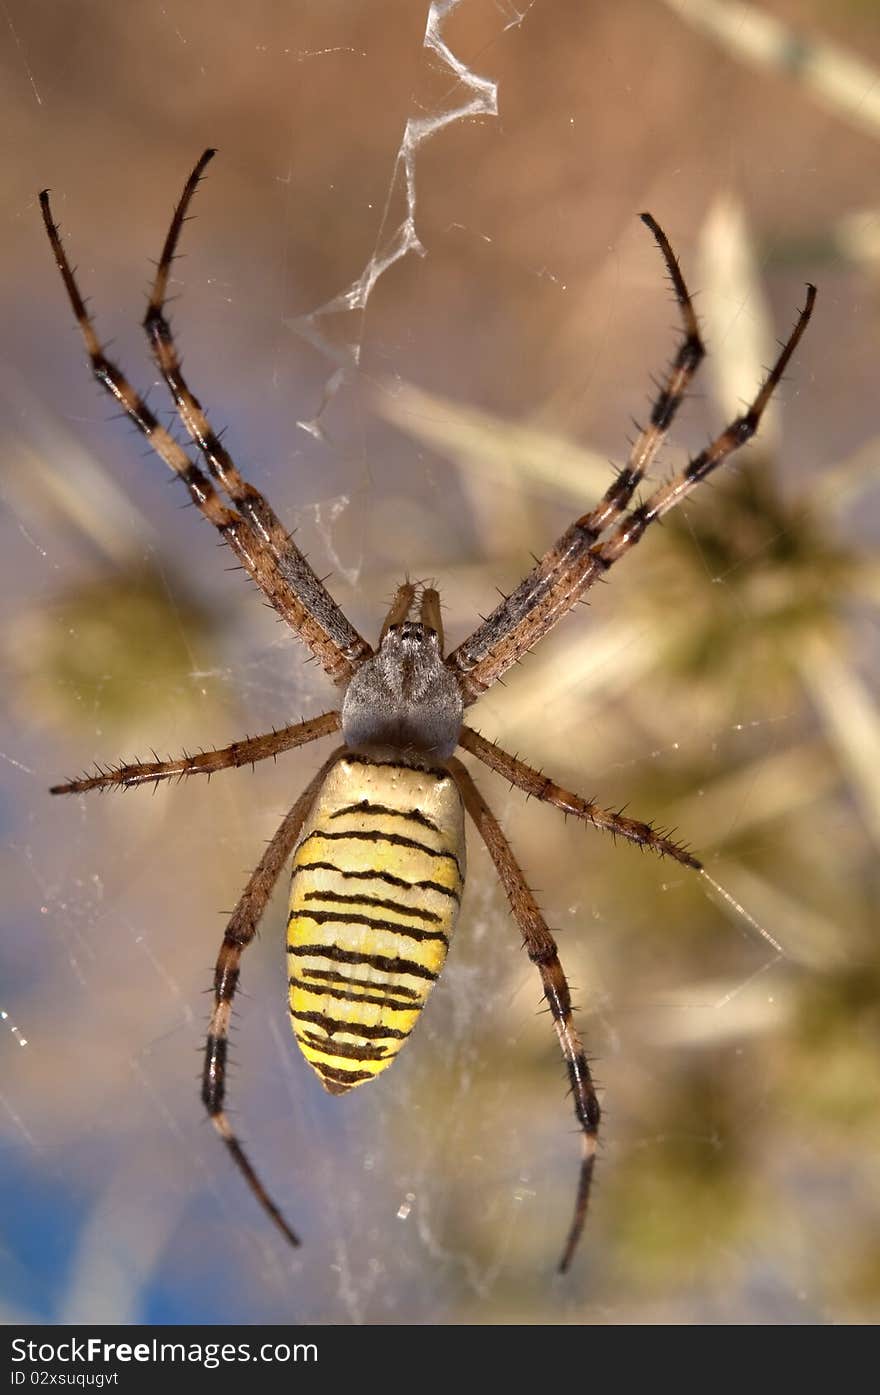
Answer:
top-left (41, 149), bottom-right (815, 1272)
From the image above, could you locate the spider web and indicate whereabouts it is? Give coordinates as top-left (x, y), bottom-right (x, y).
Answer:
top-left (288, 0), bottom-right (501, 440)
top-left (1, 0), bottom-right (877, 1331)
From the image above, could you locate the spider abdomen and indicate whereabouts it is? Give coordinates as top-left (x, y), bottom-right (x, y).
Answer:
top-left (287, 753), bottom-right (465, 1095)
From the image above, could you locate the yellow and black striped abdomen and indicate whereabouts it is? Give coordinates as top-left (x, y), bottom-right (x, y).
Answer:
top-left (288, 754), bottom-right (465, 1095)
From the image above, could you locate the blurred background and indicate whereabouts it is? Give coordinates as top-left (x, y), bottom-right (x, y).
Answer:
top-left (2, 0), bottom-right (879, 1326)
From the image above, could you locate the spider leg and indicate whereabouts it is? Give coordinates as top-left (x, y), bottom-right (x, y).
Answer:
top-left (447, 237), bottom-right (815, 702)
top-left (50, 710), bottom-right (341, 795)
top-left (448, 757), bottom-right (599, 1273)
top-left (420, 586), bottom-right (444, 648)
top-left (39, 188), bottom-right (367, 687)
top-left (589, 287), bottom-right (816, 572)
top-left (379, 580), bottom-right (417, 641)
top-left (142, 150), bottom-right (371, 681)
top-left (573, 214), bottom-right (704, 541)
top-left (458, 725), bottom-right (700, 868)
top-left (203, 747), bottom-right (344, 1247)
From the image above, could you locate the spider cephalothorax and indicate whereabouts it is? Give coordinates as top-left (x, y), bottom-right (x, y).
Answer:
top-left (342, 607), bottom-right (464, 759)
top-left (43, 149), bottom-right (814, 1270)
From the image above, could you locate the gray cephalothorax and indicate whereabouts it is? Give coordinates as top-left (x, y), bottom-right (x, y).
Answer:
top-left (341, 621), bottom-right (463, 758)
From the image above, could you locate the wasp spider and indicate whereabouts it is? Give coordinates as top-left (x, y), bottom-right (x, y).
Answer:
top-left (41, 150), bottom-right (815, 1271)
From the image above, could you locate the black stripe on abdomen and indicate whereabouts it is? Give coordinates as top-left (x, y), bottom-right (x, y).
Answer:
top-left (290, 1007), bottom-right (409, 1040)
top-left (289, 974), bottom-right (421, 1014)
top-left (329, 800), bottom-right (441, 833)
top-left (301, 888), bottom-right (442, 923)
top-left (297, 827), bottom-right (462, 875)
top-left (292, 860), bottom-right (460, 901)
top-left (287, 908), bottom-right (449, 945)
top-left (288, 943), bottom-right (440, 982)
